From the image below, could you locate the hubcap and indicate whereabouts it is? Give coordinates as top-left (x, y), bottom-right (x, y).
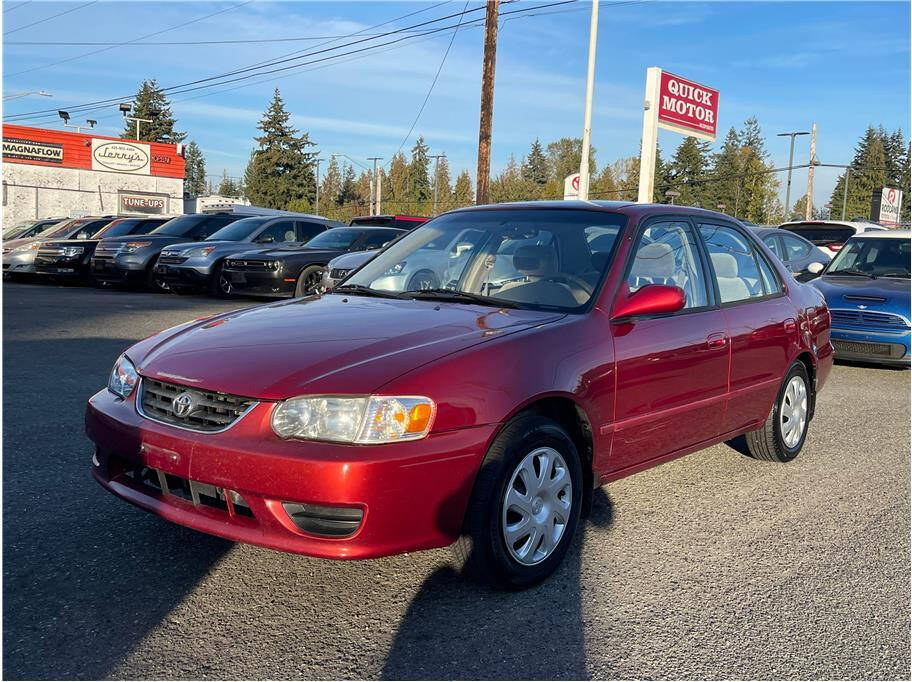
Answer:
top-left (219, 275), bottom-right (231, 294)
top-left (780, 375), bottom-right (808, 448)
top-left (501, 447), bottom-right (572, 566)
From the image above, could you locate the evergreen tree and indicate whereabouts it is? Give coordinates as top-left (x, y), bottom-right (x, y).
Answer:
top-left (407, 136), bottom-right (432, 205)
top-left (900, 143), bottom-right (911, 223)
top-left (592, 164), bottom-right (617, 199)
top-left (386, 153), bottom-right (409, 214)
top-left (829, 126), bottom-right (888, 220)
top-left (705, 127), bottom-right (743, 214)
top-left (338, 164), bottom-right (358, 207)
top-left (121, 79), bottom-right (185, 143)
top-left (737, 117), bottom-right (779, 223)
top-left (490, 156), bottom-right (532, 203)
top-left (665, 137), bottom-right (711, 206)
top-left (320, 157), bottom-right (343, 217)
top-left (884, 128), bottom-right (907, 187)
top-left (217, 171), bottom-right (241, 197)
top-left (453, 170), bottom-right (474, 207)
top-left (522, 138), bottom-right (548, 187)
top-left (244, 89), bottom-right (317, 209)
top-left (432, 156), bottom-right (453, 213)
top-left (183, 141), bottom-right (207, 197)
top-left (545, 137), bottom-right (596, 186)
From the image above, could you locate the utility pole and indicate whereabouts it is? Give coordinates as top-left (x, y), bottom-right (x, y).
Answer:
top-left (805, 123), bottom-right (817, 220)
top-left (842, 168), bottom-right (851, 220)
top-left (313, 158), bottom-right (322, 216)
top-left (368, 157), bottom-right (383, 216)
top-left (777, 130), bottom-right (809, 219)
top-left (578, 0), bottom-right (599, 201)
top-left (475, 0), bottom-right (500, 206)
top-left (430, 154), bottom-right (446, 214)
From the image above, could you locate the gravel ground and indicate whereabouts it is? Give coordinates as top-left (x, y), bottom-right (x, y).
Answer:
top-left (3, 281), bottom-right (909, 680)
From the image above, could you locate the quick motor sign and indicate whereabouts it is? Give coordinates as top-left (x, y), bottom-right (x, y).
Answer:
top-left (657, 71), bottom-right (719, 142)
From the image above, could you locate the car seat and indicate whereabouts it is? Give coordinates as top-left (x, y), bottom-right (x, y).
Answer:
top-left (710, 252), bottom-right (751, 302)
top-left (629, 242), bottom-right (676, 289)
top-left (497, 244), bottom-right (581, 307)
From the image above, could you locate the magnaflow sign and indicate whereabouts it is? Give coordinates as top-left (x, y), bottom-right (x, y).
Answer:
top-left (119, 193), bottom-right (167, 214)
top-left (91, 139), bottom-right (151, 175)
top-left (657, 71), bottom-right (719, 142)
top-left (2, 136), bottom-right (64, 163)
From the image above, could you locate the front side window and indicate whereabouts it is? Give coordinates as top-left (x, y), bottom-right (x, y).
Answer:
top-left (360, 229), bottom-right (402, 250)
top-left (699, 223), bottom-right (768, 303)
top-left (255, 220), bottom-right (297, 244)
top-left (782, 234), bottom-right (812, 260)
top-left (826, 237), bottom-right (911, 278)
top-left (627, 221), bottom-right (708, 309)
top-left (206, 217), bottom-right (270, 242)
top-left (95, 219), bottom-right (142, 238)
top-left (344, 209), bottom-right (626, 311)
top-left (305, 228), bottom-right (363, 250)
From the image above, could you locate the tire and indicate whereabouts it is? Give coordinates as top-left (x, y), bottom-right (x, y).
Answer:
top-left (208, 261), bottom-right (233, 298)
top-left (294, 265), bottom-right (324, 297)
top-left (406, 270), bottom-right (439, 291)
top-left (453, 414), bottom-right (583, 590)
top-left (144, 264), bottom-right (169, 293)
top-left (744, 361), bottom-right (811, 463)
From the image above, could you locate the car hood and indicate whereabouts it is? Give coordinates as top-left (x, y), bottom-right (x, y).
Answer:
top-left (238, 246), bottom-right (343, 261)
top-left (329, 250), bottom-right (378, 269)
top-left (3, 236), bottom-right (40, 251)
top-left (166, 240), bottom-right (256, 255)
top-left (99, 235), bottom-right (188, 246)
top-left (132, 294), bottom-right (565, 399)
top-left (813, 275), bottom-right (911, 315)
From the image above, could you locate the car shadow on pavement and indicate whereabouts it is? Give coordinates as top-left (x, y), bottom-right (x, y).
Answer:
top-left (2, 334), bottom-right (234, 680)
top-left (381, 489), bottom-right (614, 681)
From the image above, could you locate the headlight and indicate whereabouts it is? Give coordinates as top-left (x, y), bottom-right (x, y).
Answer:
top-left (14, 242), bottom-right (40, 252)
top-left (123, 241), bottom-right (151, 253)
top-left (61, 246), bottom-right (84, 257)
top-left (272, 395), bottom-right (435, 444)
top-left (182, 246), bottom-right (216, 258)
top-left (108, 354), bottom-right (139, 399)
top-left (266, 260), bottom-right (281, 271)
top-left (383, 262), bottom-right (406, 276)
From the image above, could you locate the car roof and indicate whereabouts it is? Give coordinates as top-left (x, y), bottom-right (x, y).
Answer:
top-left (846, 229), bottom-right (911, 239)
top-left (779, 219), bottom-right (885, 230)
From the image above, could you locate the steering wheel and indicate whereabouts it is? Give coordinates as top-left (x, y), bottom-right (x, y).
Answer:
top-left (543, 273), bottom-right (594, 295)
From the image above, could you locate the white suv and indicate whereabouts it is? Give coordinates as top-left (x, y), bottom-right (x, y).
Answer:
top-left (779, 220), bottom-right (887, 257)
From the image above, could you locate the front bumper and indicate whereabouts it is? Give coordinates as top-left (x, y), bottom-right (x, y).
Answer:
top-left (86, 388), bottom-right (494, 559)
top-left (831, 326), bottom-right (910, 365)
top-left (222, 267), bottom-right (294, 295)
top-left (34, 254), bottom-right (90, 277)
top-left (90, 254), bottom-right (148, 283)
top-left (155, 261), bottom-right (213, 288)
top-left (2, 250), bottom-right (38, 274)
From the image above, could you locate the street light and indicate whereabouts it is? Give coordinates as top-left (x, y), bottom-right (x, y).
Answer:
top-left (665, 189), bottom-right (681, 205)
top-left (120, 103), bottom-right (158, 140)
top-left (777, 130), bottom-right (810, 217)
top-left (3, 90), bottom-right (52, 101)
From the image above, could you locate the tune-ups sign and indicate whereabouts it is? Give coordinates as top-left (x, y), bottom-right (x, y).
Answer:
top-left (657, 71), bottom-right (719, 141)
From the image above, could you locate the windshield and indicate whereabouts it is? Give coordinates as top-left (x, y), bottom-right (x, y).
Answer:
top-left (825, 237), bottom-right (911, 278)
top-left (95, 219), bottom-right (140, 238)
top-left (343, 209), bottom-right (626, 311)
top-left (206, 216), bottom-right (270, 242)
top-left (304, 228), bottom-right (363, 250)
top-left (150, 215), bottom-right (205, 237)
top-left (782, 223), bottom-right (855, 246)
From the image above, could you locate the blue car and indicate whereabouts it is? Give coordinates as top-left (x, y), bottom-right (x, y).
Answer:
top-left (811, 230), bottom-right (911, 366)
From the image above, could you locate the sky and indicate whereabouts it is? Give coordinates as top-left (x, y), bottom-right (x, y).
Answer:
top-left (2, 0), bottom-right (910, 210)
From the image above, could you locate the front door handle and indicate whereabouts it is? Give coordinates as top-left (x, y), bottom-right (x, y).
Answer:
top-left (783, 318), bottom-right (797, 333)
top-left (706, 332), bottom-right (728, 349)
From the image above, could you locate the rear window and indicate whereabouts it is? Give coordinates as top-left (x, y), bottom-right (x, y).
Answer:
top-left (150, 215), bottom-right (207, 237)
top-left (206, 216), bottom-right (271, 242)
top-left (781, 223), bottom-right (854, 246)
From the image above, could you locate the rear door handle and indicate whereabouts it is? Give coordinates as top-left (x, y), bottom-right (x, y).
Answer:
top-left (706, 332), bottom-right (728, 349)
top-left (783, 318), bottom-right (797, 333)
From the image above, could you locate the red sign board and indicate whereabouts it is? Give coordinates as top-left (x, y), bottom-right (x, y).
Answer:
top-left (1, 124), bottom-right (184, 179)
top-left (657, 71), bottom-right (719, 141)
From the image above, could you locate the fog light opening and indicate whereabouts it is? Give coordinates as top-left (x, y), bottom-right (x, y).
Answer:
top-left (282, 502), bottom-right (363, 537)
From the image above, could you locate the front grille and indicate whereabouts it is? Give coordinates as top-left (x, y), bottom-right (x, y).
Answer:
top-left (329, 268), bottom-right (351, 280)
top-left (37, 246), bottom-right (65, 257)
top-left (830, 309), bottom-right (910, 330)
top-left (120, 461), bottom-right (254, 518)
top-left (157, 255), bottom-right (188, 265)
top-left (832, 339), bottom-right (903, 358)
top-left (226, 259), bottom-right (279, 272)
top-left (139, 378), bottom-right (257, 432)
top-left (95, 244), bottom-right (123, 256)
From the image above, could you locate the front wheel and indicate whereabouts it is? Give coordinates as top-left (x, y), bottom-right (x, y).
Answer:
top-left (294, 265), bottom-right (324, 297)
top-left (744, 361), bottom-right (811, 462)
top-left (453, 414), bottom-right (583, 590)
top-left (209, 261), bottom-right (233, 298)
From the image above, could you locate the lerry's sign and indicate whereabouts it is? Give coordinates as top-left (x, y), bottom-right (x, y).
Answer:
top-left (638, 67), bottom-right (720, 202)
top-left (91, 139), bottom-right (151, 175)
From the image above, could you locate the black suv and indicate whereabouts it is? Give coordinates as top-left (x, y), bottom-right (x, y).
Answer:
top-left (35, 216), bottom-right (171, 282)
top-left (91, 213), bottom-right (245, 290)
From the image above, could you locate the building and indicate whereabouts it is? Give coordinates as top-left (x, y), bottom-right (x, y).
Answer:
top-left (2, 124), bottom-right (185, 226)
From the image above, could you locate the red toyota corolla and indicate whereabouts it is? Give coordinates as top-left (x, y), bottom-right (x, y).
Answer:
top-left (87, 202), bottom-right (833, 588)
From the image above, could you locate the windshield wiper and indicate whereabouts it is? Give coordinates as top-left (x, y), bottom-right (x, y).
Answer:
top-left (878, 272), bottom-right (910, 278)
top-left (829, 268), bottom-right (875, 279)
top-left (406, 288), bottom-right (521, 308)
top-left (334, 284), bottom-right (408, 299)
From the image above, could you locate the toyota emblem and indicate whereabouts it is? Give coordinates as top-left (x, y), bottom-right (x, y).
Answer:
top-left (172, 391), bottom-right (196, 418)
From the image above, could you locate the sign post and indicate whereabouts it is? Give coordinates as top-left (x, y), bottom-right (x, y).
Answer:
top-left (637, 67), bottom-right (719, 203)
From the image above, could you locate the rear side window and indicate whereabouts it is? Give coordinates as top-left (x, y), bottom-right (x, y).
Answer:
top-left (762, 234), bottom-right (783, 259)
top-left (360, 229), bottom-right (402, 250)
top-left (256, 220), bottom-right (296, 244)
top-left (699, 224), bottom-right (767, 303)
top-left (296, 221), bottom-right (328, 241)
top-left (628, 221), bottom-right (709, 310)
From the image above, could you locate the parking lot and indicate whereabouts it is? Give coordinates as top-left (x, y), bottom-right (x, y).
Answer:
top-left (3, 281), bottom-right (909, 680)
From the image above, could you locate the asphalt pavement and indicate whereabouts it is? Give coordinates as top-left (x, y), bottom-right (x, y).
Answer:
top-left (3, 281), bottom-right (910, 680)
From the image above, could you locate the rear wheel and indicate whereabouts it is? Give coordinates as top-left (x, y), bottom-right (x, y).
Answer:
top-left (294, 265), bottom-right (324, 297)
top-left (453, 414), bottom-right (583, 589)
top-left (144, 264), bottom-right (168, 293)
top-left (744, 361), bottom-right (811, 462)
top-left (209, 261), bottom-right (233, 298)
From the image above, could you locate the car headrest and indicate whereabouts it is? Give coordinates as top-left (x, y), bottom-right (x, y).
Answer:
top-left (631, 242), bottom-right (675, 278)
top-left (710, 252), bottom-right (738, 278)
top-left (512, 245), bottom-right (557, 276)
top-left (284, 230), bottom-right (296, 242)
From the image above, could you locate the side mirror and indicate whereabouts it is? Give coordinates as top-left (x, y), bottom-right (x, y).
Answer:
top-left (450, 242), bottom-right (473, 257)
top-left (256, 235), bottom-right (275, 244)
top-left (75, 231), bottom-right (90, 240)
top-left (806, 262), bottom-right (824, 275)
top-left (611, 284), bottom-right (686, 320)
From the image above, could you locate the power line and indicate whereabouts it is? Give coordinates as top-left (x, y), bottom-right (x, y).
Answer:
top-left (7, 1), bottom-right (252, 78)
top-left (394, 0), bottom-right (471, 156)
top-left (3, 0), bottom-right (97, 36)
top-left (3, 1), bottom-right (33, 15)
